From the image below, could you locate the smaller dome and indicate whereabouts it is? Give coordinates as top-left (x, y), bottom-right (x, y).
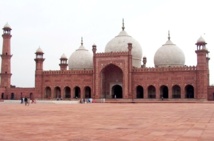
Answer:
top-left (154, 32), bottom-right (185, 67)
top-left (68, 38), bottom-right (93, 70)
top-left (61, 53), bottom-right (67, 59)
top-left (36, 47), bottom-right (43, 53)
top-left (196, 36), bottom-right (206, 44)
top-left (3, 23), bottom-right (11, 29)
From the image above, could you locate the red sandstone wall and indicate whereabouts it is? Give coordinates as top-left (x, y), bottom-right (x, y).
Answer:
top-left (0, 87), bottom-right (35, 100)
top-left (39, 71), bottom-right (93, 99)
top-left (132, 69), bottom-right (197, 99)
top-left (208, 86), bottom-right (214, 100)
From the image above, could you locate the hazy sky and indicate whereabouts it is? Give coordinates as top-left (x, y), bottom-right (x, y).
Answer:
top-left (0, 0), bottom-right (214, 87)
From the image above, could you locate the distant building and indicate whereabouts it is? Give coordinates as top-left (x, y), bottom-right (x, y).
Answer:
top-left (1, 21), bottom-right (214, 101)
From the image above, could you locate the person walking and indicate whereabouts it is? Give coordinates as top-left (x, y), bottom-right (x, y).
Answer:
top-left (20, 97), bottom-right (23, 104)
top-left (24, 97), bottom-right (28, 106)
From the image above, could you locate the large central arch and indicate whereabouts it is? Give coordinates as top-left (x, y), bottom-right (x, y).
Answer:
top-left (101, 64), bottom-right (123, 99)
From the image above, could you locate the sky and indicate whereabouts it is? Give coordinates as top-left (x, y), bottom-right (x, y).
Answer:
top-left (0, 0), bottom-right (214, 87)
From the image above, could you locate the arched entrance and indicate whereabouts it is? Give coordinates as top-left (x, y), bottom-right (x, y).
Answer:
top-left (45, 87), bottom-right (51, 99)
top-left (54, 87), bottom-right (61, 99)
top-left (101, 64), bottom-right (123, 99)
top-left (85, 86), bottom-right (91, 98)
top-left (160, 85), bottom-right (168, 98)
top-left (64, 86), bottom-right (71, 98)
top-left (10, 93), bottom-right (15, 100)
top-left (148, 85), bottom-right (156, 98)
top-left (1, 93), bottom-right (4, 99)
top-left (185, 85), bottom-right (194, 98)
top-left (30, 93), bottom-right (33, 99)
top-left (74, 86), bottom-right (80, 98)
top-left (112, 85), bottom-right (122, 98)
top-left (172, 85), bottom-right (181, 98)
top-left (136, 85), bottom-right (144, 98)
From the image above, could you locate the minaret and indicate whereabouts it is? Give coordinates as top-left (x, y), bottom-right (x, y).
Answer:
top-left (34, 47), bottom-right (45, 99)
top-left (195, 36), bottom-right (209, 99)
top-left (0, 23), bottom-right (12, 88)
top-left (142, 57), bottom-right (147, 68)
top-left (59, 53), bottom-right (68, 70)
top-left (34, 47), bottom-right (44, 71)
top-left (92, 43), bottom-right (97, 98)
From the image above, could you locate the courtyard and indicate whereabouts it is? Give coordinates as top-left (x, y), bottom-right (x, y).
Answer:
top-left (0, 101), bottom-right (214, 141)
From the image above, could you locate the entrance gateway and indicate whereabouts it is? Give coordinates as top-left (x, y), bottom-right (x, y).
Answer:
top-left (112, 84), bottom-right (123, 98)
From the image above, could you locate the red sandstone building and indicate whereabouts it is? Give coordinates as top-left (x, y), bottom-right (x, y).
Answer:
top-left (1, 22), bottom-right (214, 101)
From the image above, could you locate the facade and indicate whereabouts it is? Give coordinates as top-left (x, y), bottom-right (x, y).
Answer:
top-left (1, 22), bottom-right (214, 101)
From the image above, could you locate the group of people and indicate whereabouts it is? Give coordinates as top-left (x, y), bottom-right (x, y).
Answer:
top-left (20, 97), bottom-right (36, 106)
top-left (80, 98), bottom-right (93, 103)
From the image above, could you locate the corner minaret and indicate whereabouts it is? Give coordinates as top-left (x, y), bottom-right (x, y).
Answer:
top-left (195, 36), bottom-right (209, 99)
top-left (34, 47), bottom-right (45, 71)
top-left (59, 54), bottom-right (68, 70)
top-left (0, 23), bottom-right (12, 88)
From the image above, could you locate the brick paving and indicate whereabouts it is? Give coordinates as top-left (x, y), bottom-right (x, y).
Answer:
top-left (0, 102), bottom-right (214, 141)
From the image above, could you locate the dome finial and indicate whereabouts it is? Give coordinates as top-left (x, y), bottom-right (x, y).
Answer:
top-left (81, 37), bottom-right (83, 45)
top-left (168, 30), bottom-right (171, 40)
top-left (122, 18), bottom-right (125, 31)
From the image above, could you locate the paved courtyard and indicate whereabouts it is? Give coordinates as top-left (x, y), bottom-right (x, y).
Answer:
top-left (0, 102), bottom-right (214, 141)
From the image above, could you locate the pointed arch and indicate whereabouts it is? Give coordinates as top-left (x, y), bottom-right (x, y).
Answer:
top-left (185, 85), bottom-right (194, 98)
top-left (45, 87), bottom-right (51, 99)
top-left (101, 64), bottom-right (123, 99)
top-left (74, 86), bottom-right (81, 98)
top-left (64, 86), bottom-right (71, 98)
top-left (10, 93), bottom-right (15, 100)
top-left (54, 86), bottom-right (61, 99)
top-left (29, 93), bottom-right (33, 99)
top-left (136, 85), bottom-right (144, 98)
top-left (148, 85), bottom-right (156, 99)
top-left (112, 84), bottom-right (123, 98)
top-left (84, 86), bottom-right (91, 98)
top-left (172, 85), bottom-right (181, 98)
top-left (1, 93), bottom-right (4, 99)
top-left (160, 85), bottom-right (168, 99)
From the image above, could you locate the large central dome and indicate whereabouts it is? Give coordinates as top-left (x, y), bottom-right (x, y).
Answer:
top-left (105, 21), bottom-right (143, 68)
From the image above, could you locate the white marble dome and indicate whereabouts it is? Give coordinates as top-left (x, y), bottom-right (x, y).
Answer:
top-left (61, 53), bottom-right (67, 59)
top-left (36, 47), bottom-right (43, 53)
top-left (197, 36), bottom-right (206, 44)
top-left (68, 40), bottom-right (93, 70)
top-left (154, 35), bottom-right (185, 67)
top-left (105, 24), bottom-right (143, 68)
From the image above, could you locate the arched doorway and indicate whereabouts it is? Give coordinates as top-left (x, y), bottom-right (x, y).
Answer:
top-left (10, 93), bottom-right (15, 100)
top-left (136, 85), bottom-right (144, 98)
top-left (54, 87), bottom-right (61, 99)
top-left (30, 93), bottom-right (33, 99)
top-left (112, 85), bottom-right (122, 98)
top-left (160, 85), bottom-right (168, 98)
top-left (85, 86), bottom-right (91, 98)
top-left (148, 85), bottom-right (156, 98)
top-left (101, 64), bottom-right (123, 99)
top-left (1, 93), bottom-right (4, 99)
top-left (172, 85), bottom-right (181, 98)
top-left (74, 86), bottom-right (80, 98)
top-left (185, 85), bottom-right (194, 98)
top-left (45, 87), bottom-right (51, 99)
top-left (64, 87), bottom-right (71, 99)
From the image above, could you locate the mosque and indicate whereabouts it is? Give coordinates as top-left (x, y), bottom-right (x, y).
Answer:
top-left (1, 21), bottom-right (214, 101)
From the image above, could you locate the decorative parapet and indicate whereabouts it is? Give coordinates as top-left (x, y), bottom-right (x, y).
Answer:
top-left (133, 66), bottom-right (197, 72)
top-left (43, 69), bottom-right (93, 75)
top-left (95, 51), bottom-right (129, 57)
